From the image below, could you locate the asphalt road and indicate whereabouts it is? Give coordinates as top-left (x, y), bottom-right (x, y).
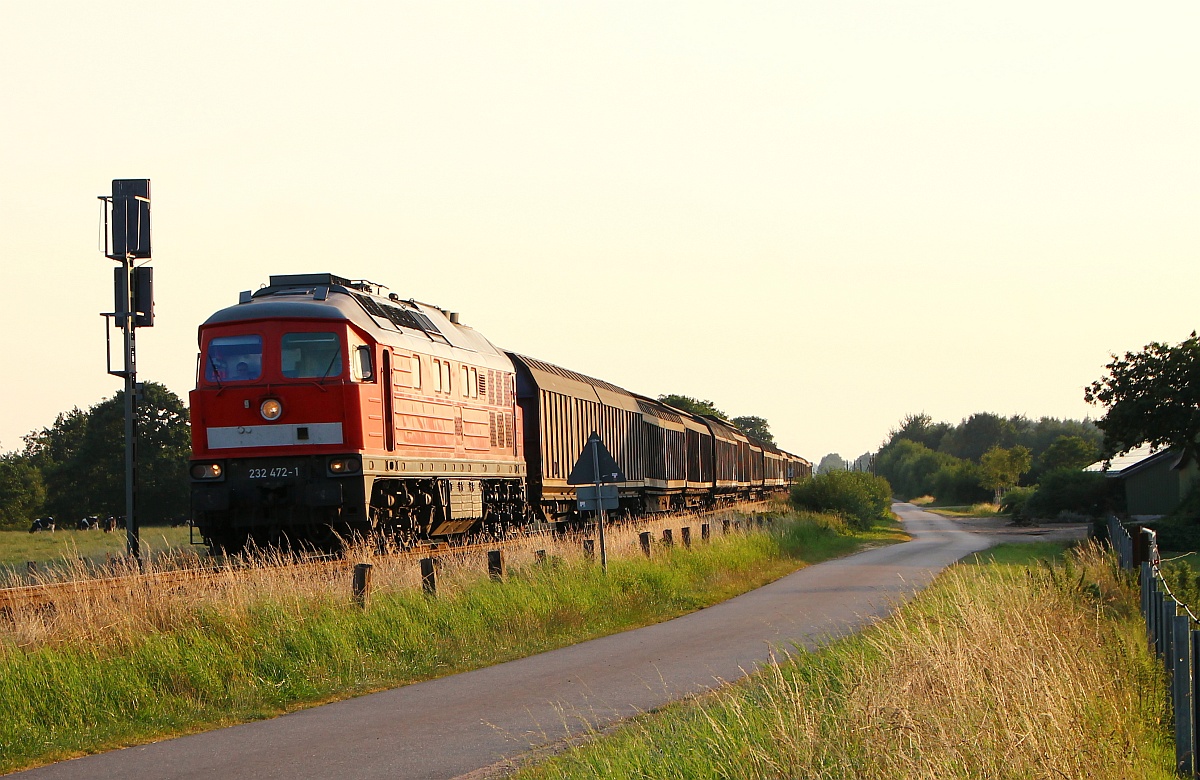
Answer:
top-left (14, 504), bottom-right (993, 780)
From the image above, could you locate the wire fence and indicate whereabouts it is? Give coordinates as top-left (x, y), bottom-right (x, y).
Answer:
top-left (1110, 516), bottom-right (1198, 776)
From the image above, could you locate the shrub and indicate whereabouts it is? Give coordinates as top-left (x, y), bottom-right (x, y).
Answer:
top-left (1000, 486), bottom-right (1036, 519)
top-left (931, 460), bottom-right (990, 505)
top-left (1024, 470), bottom-right (1120, 520)
top-left (790, 471), bottom-right (892, 530)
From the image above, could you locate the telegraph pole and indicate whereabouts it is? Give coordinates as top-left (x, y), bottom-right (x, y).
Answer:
top-left (100, 179), bottom-right (153, 560)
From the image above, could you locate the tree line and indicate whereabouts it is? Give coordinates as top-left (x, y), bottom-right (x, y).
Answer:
top-left (656, 394), bottom-right (776, 446)
top-left (872, 412), bottom-right (1103, 507)
top-left (0, 383), bottom-right (190, 530)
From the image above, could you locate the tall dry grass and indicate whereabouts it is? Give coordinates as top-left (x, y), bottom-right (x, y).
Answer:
top-left (520, 541), bottom-right (1174, 779)
top-left (0, 507), bottom-right (867, 771)
top-left (1, 509), bottom-right (767, 654)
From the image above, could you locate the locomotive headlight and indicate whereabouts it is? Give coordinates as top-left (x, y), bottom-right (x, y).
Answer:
top-left (328, 456), bottom-right (361, 475)
top-left (191, 462), bottom-right (224, 480)
top-left (260, 398), bottom-right (283, 421)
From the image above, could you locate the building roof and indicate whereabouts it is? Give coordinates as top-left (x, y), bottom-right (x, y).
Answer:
top-left (1084, 444), bottom-right (1181, 478)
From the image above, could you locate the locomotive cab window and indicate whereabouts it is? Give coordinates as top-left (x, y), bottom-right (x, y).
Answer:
top-left (351, 345), bottom-right (373, 381)
top-left (204, 335), bottom-right (263, 382)
top-left (281, 332), bottom-right (342, 379)
top-left (349, 332), bottom-right (373, 382)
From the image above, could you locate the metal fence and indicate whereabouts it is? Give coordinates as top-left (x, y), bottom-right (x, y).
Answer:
top-left (1109, 516), bottom-right (1199, 776)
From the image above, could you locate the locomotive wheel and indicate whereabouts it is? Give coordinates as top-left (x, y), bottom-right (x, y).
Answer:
top-left (207, 533), bottom-right (247, 557)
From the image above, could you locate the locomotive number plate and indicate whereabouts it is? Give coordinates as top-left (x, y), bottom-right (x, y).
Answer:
top-left (247, 465), bottom-right (302, 479)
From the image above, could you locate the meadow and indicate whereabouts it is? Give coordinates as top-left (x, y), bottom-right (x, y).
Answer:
top-left (0, 525), bottom-right (196, 580)
top-left (0, 507), bottom-right (900, 773)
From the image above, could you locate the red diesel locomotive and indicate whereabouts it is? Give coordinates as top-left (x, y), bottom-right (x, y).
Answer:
top-left (189, 273), bottom-right (809, 552)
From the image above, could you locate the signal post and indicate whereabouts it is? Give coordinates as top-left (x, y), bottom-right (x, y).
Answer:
top-left (99, 179), bottom-right (153, 560)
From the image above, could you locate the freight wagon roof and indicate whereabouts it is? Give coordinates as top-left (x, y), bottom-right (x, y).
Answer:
top-left (703, 415), bottom-right (748, 445)
top-left (507, 353), bottom-right (641, 413)
top-left (634, 395), bottom-right (686, 431)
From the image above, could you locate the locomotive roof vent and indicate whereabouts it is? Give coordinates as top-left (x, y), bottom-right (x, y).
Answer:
top-left (449, 312), bottom-right (461, 324)
top-left (263, 273), bottom-right (387, 297)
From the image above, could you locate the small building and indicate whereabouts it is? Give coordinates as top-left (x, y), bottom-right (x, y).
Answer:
top-left (1085, 445), bottom-right (1200, 519)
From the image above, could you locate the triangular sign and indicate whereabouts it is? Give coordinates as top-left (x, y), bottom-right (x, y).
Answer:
top-left (567, 432), bottom-right (626, 485)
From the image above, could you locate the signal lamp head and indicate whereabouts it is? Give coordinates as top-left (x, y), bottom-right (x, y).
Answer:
top-left (260, 398), bottom-right (283, 421)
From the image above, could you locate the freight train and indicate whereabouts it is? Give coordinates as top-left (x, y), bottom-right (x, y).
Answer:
top-left (189, 274), bottom-right (811, 553)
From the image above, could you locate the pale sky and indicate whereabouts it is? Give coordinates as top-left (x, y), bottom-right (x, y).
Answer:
top-left (2, 2), bottom-right (1196, 463)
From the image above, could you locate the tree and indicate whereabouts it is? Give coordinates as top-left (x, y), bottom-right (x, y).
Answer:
top-left (0, 453), bottom-right (45, 529)
top-left (1085, 333), bottom-right (1200, 462)
top-left (15, 382), bottom-right (190, 524)
top-left (657, 394), bottom-right (728, 421)
top-left (851, 451), bottom-right (874, 472)
top-left (78, 383), bottom-right (191, 524)
top-left (1038, 435), bottom-right (1099, 474)
top-left (731, 415), bottom-right (775, 445)
top-left (979, 445), bottom-right (1032, 504)
top-left (816, 453), bottom-right (847, 474)
top-left (22, 408), bottom-right (89, 520)
top-left (887, 413), bottom-right (951, 452)
top-left (938, 413), bottom-right (1016, 463)
top-left (874, 439), bottom-right (957, 500)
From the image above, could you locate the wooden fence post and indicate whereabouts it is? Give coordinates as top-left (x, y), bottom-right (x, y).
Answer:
top-left (352, 562), bottom-right (373, 608)
top-left (681, 527), bottom-right (691, 548)
top-left (420, 557), bottom-right (438, 595)
top-left (639, 531), bottom-right (651, 558)
top-left (488, 550), bottom-right (505, 582)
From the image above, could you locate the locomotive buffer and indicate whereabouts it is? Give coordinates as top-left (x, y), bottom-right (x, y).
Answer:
top-left (568, 432), bottom-right (624, 572)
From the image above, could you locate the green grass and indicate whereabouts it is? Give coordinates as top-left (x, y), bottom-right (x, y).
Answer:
top-left (964, 541), bottom-right (1069, 567)
top-left (0, 510), bottom-right (891, 772)
top-left (515, 541), bottom-right (1173, 779)
top-left (0, 526), bottom-right (199, 580)
top-left (924, 502), bottom-right (1004, 517)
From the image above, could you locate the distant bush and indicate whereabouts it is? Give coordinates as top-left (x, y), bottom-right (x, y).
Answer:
top-left (790, 471), bottom-right (893, 530)
top-left (1000, 486), bottom-right (1036, 519)
top-left (931, 460), bottom-right (990, 505)
top-left (1024, 470), bottom-right (1120, 519)
top-left (1145, 488), bottom-right (1200, 552)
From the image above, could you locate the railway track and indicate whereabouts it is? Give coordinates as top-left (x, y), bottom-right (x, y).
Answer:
top-left (0, 501), bottom-right (773, 614)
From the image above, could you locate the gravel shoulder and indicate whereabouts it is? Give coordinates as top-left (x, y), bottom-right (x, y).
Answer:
top-left (929, 512), bottom-right (1092, 546)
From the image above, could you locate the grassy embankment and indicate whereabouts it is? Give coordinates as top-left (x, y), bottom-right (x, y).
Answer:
top-left (515, 541), bottom-right (1174, 779)
top-left (0, 507), bottom-right (903, 773)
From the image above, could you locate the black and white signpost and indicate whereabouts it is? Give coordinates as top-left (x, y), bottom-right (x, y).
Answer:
top-left (99, 179), bottom-right (153, 560)
top-left (568, 432), bottom-right (624, 572)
